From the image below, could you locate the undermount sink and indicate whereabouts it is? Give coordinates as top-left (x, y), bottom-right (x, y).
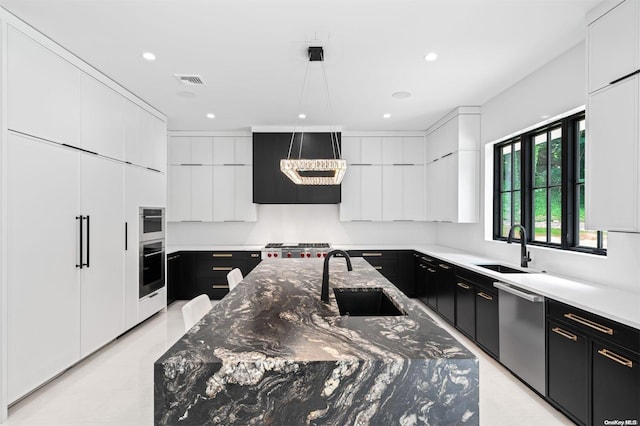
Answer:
top-left (477, 264), bottom-right (532, 274)
top-left (333, 288), bottom-right (407, 317)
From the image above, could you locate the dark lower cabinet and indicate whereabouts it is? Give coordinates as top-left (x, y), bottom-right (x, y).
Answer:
top-left (436, 262), bottom-right (456, 324)
top-left (547, 320), bottom-right (588, 425)
top-left (425, 263), bottom-right (438, 309)
top-left (592, 342), bottom-right (640, 425)
top-left (168, 250), bottom-right (261, 300)
top-left (166, 253), bottom-right (181, 304)
top-left (547, 299), bottom-right (640, 426)
top-left (475, 287), bottom-right (499, 358)
top-left (454, 278), bottom-right (475, 339)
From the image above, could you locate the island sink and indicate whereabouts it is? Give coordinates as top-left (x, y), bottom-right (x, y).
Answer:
top-left (477, 264), bottom-right (532, 274)
top-left (333, 287), bottom-right (407, 316)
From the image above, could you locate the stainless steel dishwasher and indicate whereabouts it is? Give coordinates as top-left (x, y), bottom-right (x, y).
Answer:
top-left (494, 281), bottom-right (546, 396)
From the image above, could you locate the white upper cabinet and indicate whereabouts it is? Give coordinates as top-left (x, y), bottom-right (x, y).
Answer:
top-left (192, 137), bottom-right (214, 164)
top-left (382, 136), bottom-right (425, 164)
top-left (80, 74), bottom-right (125, 159)
top-left (139, 108), bottom-right (167, 172)
top-left (123, 99), bottom-right (141, 165)
top-left (587, 0), bottom-right (640, 93)
top-left (341, 136), bottom-right (382, 164)
top-left (426, 108), bottom-right (480, 162)
top-left (340, 165), bottom-right (383, 221)
top-left (213, 136), bottom-right (252, 165)
top-left (7, 27), bottom-right (81, 146)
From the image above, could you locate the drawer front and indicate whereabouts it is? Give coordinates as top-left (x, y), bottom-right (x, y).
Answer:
top-left (363, 258), bottom-right (397, 277)
top-left (199, 251), bottom-right (252, 260)
top-left (348, 250), bottom-right (399, 259)
top-left (139, 289), bottom-right (166, 322)
top-left (193, 276), bottom-right (229, 299)
top-left (195, 259), bottom-right (246, 277)
top-left (548, 299), bottom-right (639, 353)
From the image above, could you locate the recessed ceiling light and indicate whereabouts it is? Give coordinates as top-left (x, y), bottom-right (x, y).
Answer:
top-left (392, 91), bottom-right (412, 99)
top-left (383, 113), bottom-right (391, 119)
top-left (424, 52), bottom-right (438, 62)
top-left (206, 113), bottom-right (215, 119)
top-left (142, 51), bottom-right (156, 61)
top-left (298, 113), bottom-right (306, 119)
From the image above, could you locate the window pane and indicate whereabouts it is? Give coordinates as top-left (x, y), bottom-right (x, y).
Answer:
top-left (533, 134), bottom-right (548, 187)
top-left (578, 119), bottom-right (586, 184)
top-left (513, 190), bottom-right (521, 225)
top-left (513, 142), bottom-right (522, 190)
top-left (501, 192), bottom-right (511, 238)
top-left (534, 188), bottom-right (547, 242)
top-left (501, 145), bottom-right (512, 191)
top-left (550, 128), bottom-right (562, 186)
top-left (578, 184), bottom-right (599, 248)
top-left (550, 187), bottom-right (562, 244)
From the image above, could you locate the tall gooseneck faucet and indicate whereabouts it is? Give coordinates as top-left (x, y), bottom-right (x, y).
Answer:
top-left (507, 224), bottom-right (532, 268)
top-left (321, 250), bottom-right (352, 303)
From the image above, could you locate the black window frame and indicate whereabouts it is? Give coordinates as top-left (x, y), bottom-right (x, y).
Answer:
top-left (493, 111), bottom-right (607, 255)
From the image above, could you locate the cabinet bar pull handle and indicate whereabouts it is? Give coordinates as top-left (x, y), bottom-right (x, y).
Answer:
top-left (551, 327), bottom-right (577, 341)
top-left (212, 284), bottom-right (229, 289)
top-left (373, 266), bottom-right (383, 270)
top-left (213, 253), bottom-right (233, 257)
top-left (84, 215), bottom-right (90, 268)
top-left (457, 282), bottom-right (471, 289)
top-left (427, 268), bottom-right (437, 273)
top-left (212, 267), bottom-right (233, 271)
top-left (609, 68), bottom-right (640, 85)
top-left (563, 313), bottom-right (614, 335)
top-left (422, 256), bottom-right (433, 262)
top-left (419, 264), bottom-right (427, 269)
top-left (144, 250), bottom-right (164, 257)
top-left (477, 292), bottom-right (493, 301)
top-left (362, 252), bottom-right (383, 257)
top-left (438, 263), bottom-right (451, 270)
top-left (125, 222), bottom-right (128, 251)
top-left (251, 253), bottom-right (259, 257)
top-left (597, 348), bottom-right (633, 368)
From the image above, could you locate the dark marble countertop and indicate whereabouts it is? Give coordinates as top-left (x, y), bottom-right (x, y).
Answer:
top-left (155, 258), bottom-right (478, 425)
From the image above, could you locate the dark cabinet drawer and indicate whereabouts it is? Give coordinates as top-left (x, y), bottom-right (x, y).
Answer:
top-left (548, 299), bottom-right (640, 353)
top-left (192, 276), bottom-right (229, 299)
top-left (436, 262), bottom-right (456, 324)
top-left (475, 287), bottom-right (499, 359)
top-left (195, 259), bottom-right (246, 277)
top-left (547, 320), bottom-right (588, 425)
top-left (455, 278), bottom-right (475, 339)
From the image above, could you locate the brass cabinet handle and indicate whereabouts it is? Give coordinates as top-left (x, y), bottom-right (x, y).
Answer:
top-left (373, 266), bottom-right (383, 270)
top-left (597, 348), bottom-right (633, 368)
top-left (422, 256), bottom-right (434, 262)
top-left (551, 327), bottom-right (577, 341)
top-left (212, 284), bottom-right (228, 289)
top-left (427, 268), bottom-right (437, 273)
top-left (212, 267), bottom-right (233, 271)
top-left (563, 313), bottom-right (614, 335)
top-left (362, 252), bottom-right (383, 257)
top-left (477, 292), bottom-right (493, 301)
top-left (419, 264), bottom-right (427, 269)
top-left (251, 253), bottom-right (259, 257)
top-left (213, 253), bottom-right (233, 258)
top-left (438, 264), bottom-right (451, 270)
top-left (457, 282), bottom-right (471, 290)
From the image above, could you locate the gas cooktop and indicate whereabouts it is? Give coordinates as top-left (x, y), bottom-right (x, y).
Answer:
top-left (262, 243), bottom-right (332, 259)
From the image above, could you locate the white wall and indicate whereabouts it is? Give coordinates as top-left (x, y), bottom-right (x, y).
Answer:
top-left (168, 204), bottom-right (437, 246)
top-left (437, 41), bottom-right (640, 293)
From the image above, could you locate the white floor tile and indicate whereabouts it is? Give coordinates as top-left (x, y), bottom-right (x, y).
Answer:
top-left (5, 300), bottom-right (571, 425)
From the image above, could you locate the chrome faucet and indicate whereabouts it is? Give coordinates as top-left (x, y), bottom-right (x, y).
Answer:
top-left (321, 250), bottom-right (352, 303)
top-left (507, 224), bottom-right (532, 268)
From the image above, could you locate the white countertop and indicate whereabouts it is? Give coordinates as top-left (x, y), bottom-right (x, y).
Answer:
top-left (167, 243), bottom-right (640, 329)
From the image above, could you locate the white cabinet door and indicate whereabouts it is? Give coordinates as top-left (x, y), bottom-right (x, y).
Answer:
top-left (168, 166), bottom-right (191, 221)
top-left (7, 27), bottom-right (81, 146)
top-left (123, 166), bottom-right (140, 330)
top-left (588, 0), bottom-right (640, 93)
top-left (169, 137), bottom-right (192, 165)
top-left (403, 137), bottom-right (426, 164)
top-left (212, 137), bottom-right (235, 165)
top-left (382, 166), bottom-right (403, 220)
top-left (341, 136), bottom-right (361, 164)
top-left (425, 161), bottom-right (438, 221)
top-left (361, 166), bottom-right (383, 221)
top-left (440, 153), bottom-right (459, 222)
top-left (234, 137), bottom-right (253, 165)
top-left (80, 74), bottom-right (124, 159)
top-left (382, 137), bottom-right (403, 165)
top-left (404, 165), bottom-right (426, 220)
top-left (339, 165), bottom-right (362, 220)
top-left (124, 100), bottom-right (141, 165)
top-left (7, 134), bottom-right (81, 403)
top-left (191, 166), bottom-right (214, 222)
top-left (79, 154), bottom-right (125, 357)
top-left (361, 137), bottom-right (383, 165)
top-left (139, 109), bottom-right (166, 171)
top-left (138, 168), bottom-right (167, 208)
top-left (235, 166), bottom-right (257, 221)
top-left (213, 166), bottom-right (235, 221)
top-left (586, 76), bottom-right (640, 231)
top-left (191, 137), bottom-right (214, 164)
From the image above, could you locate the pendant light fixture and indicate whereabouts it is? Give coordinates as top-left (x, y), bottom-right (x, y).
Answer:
top-left (280, 46), bottom-right (346, 185)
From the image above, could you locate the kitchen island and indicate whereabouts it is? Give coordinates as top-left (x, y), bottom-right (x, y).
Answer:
top-left (154, 258), bottom-right (478, 425)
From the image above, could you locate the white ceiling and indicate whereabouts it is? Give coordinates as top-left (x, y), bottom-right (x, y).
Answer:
top-left (0, 0), bottom-right (601, 131)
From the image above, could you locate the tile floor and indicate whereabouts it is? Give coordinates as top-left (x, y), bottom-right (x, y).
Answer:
top-left (5, 300), bottom-right (573, 425)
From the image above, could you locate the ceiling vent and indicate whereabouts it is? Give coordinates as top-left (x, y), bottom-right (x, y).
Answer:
top-left (174, 74), bottom-right (205, 86)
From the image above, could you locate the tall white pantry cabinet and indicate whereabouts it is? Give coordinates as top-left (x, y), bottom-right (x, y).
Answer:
top-left (0, 16), bottom-right (167, 410)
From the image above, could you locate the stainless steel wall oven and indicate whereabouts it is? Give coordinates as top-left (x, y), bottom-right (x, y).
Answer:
top-left (139, 208), bottom-right (165, 298)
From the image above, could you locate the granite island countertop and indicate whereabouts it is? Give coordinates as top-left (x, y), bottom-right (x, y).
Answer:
top-left (154, 258), bottom-right (479, 425)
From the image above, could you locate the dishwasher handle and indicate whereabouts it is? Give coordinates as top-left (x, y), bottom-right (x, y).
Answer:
top-left (493, 282), bottom-right (544, 302)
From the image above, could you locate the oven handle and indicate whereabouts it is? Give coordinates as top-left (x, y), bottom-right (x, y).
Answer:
top-left (144, 250), bottom-right (165, 258)
top-left (142, 215), bottom-right (163, 219)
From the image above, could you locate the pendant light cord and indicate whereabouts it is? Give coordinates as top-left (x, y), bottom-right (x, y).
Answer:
top-left (321, 56), bottom-right (341, 159)
top-left (287, 58), bottom-right (312, 160)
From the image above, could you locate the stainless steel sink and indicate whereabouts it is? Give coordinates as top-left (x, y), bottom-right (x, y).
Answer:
top-left (477, 264), bottom-right (532, 274)
top-left (333, 288), bottom-right (407, 316)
